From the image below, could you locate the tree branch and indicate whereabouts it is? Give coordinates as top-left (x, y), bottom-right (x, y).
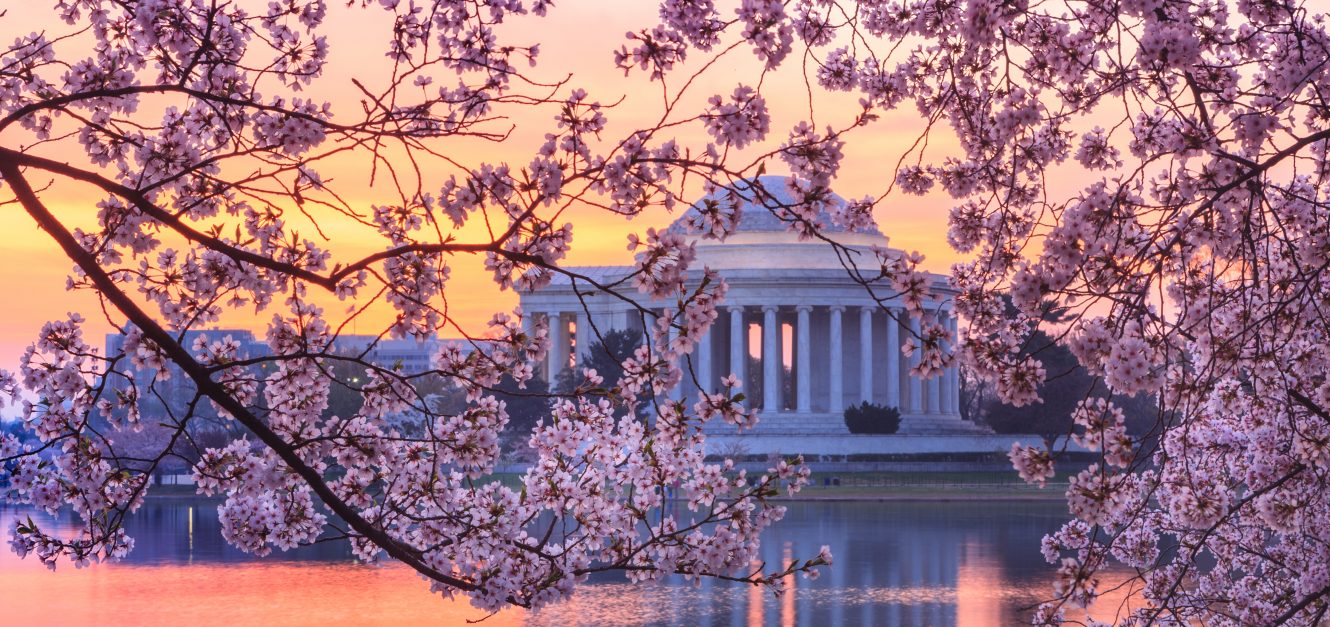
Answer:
top-left (0, 158), bottom-right (479, 594)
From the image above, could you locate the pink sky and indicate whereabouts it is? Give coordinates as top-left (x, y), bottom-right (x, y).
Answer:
top-left (0, 1), bottom-right (968, 392)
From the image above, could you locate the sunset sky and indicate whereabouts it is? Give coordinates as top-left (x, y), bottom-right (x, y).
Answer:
top-left (0, 1), bottom-right (968, 387)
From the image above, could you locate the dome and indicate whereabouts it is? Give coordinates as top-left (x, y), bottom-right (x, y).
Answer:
top-left (666, 175), bottom-right (882, 236)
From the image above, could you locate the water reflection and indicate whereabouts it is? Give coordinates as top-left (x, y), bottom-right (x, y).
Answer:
top-left (602, 500), bottom-right (1077, 627)
top-left (0, 499), bottom-right (1119, 625)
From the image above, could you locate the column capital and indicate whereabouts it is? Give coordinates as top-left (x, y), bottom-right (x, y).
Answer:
top-left (726, 305), bottom-right (746, 313)
top-left (761, 305), bottom-right (780, 313)
top-left (828, 304), bottom-right (845, 313)
top-left (795, 304), bottom-right (813, 313)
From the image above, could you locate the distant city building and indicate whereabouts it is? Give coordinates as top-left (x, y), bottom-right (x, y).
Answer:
top-left (326, 335), bottom-right (457, 375)
top-left (104, 329), bottom-right (265, 420)
top-left (104, 329), bottom-right (471, 420)
top-left (519, 176), bottom-right (980, 436)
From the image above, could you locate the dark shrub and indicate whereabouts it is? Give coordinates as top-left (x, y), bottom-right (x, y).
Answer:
top-left (843, 402), bottom-right (902, 434)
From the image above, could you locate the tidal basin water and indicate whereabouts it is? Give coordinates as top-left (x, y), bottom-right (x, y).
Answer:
top-left (0, 499), bottom-right (1122, 626)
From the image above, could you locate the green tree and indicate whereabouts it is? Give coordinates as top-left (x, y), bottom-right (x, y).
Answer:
top-left (983, 330), bottom-right (1093, 448)
top-left (493, 374), bottom-right (551, 445)
top-left (554, 328), bottom-right (643, 394)
top-left (323, 360), bottom-right (372, 420)
top-left (410, 373), bottom-right (551, 453)
top-left (984, 329), bottom-right (1160, 448)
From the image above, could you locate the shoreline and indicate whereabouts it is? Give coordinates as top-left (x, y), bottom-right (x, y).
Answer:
top-left (775, 491), bottom-right (1068, 503)
top-left (137, 470), bottom-right (1071, 503)
top-left (140, 485), bottom-right (1072, 503)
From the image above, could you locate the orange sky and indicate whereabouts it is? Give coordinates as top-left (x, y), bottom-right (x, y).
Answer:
top-left (0, 1), bottom-right (967, 390)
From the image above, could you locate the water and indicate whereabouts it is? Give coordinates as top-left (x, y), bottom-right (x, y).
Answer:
top-left (0, 498), bottom-right (1121, 626)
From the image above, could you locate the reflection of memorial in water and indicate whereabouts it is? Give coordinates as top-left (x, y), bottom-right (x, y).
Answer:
top-left (710, 501), bottom-right (1069, 627)
top-left (565, 500), bottom-right (1086, 626)
top-left (2, 500), bottom-right (1127, 626)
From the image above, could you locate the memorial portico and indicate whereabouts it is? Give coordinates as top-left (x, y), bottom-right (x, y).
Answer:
top-left (519, 176), bottom-right (984, 435)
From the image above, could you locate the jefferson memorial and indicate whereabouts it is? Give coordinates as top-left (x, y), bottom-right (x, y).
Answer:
top-left (519, 176), bottom-right (988, 442)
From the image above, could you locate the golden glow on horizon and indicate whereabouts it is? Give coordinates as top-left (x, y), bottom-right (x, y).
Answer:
top-left (0, 1), bottom-right (966, 384)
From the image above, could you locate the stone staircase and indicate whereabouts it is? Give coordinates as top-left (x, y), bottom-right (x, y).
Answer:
top-left (897, 414), bottom-right (994, 435)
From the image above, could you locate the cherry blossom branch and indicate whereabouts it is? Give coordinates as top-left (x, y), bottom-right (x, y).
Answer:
top-left (0, 159), bottom-right (481, 595)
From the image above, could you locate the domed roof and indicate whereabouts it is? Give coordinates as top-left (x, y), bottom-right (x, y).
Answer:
top-left (667, 175), bottom-right (882, 236)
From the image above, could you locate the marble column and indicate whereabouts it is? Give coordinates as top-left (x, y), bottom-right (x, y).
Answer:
top-left (667, 320), bottom-right (682, 402)
top-left (763, 306), bottom-right (780, 412)
top-left (938, 312), bottom-right (948, 414)
top-left (946, 367), bottom-right (957, 415)
top-left (829, 306), bottom-right (844, 414)
top-left (697, 328), bottom-right (712, 394)
top-left (575, 310), bottom-right (591, 363)
top-left (548, 312), bottom-right (568, 381)
top-left (946, 313), bottom-right (959, 415)
top-left (859, 307), bottom-right (874, 404)
top-left (908, 316), bottom-right (923, 413)
top-left (928, 335), bottom-right (942, 415)
top-left (728, 307), bottom-right (746, 389)
top-left (520, 310), bottom-right (534, 340)
top-left (887, 308), bottom-right (901, 409)
top-left (521, 311), bottom-right (537, 381)
top-left (796, 305), bottom-right (812, 413)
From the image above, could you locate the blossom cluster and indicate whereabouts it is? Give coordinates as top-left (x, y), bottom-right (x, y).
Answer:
top-left (0, 0), bottom-right (844, 609)
top-left (615, 0), bottom-right (1330, 622)
top-left (8, 0), bottom-right (1330, 622)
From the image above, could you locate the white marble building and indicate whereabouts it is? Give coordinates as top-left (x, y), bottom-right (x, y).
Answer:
top-left (519, 176), bottom-right (985, 436)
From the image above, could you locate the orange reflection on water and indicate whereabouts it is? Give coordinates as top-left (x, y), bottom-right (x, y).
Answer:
top-left (0, 502), bottom-right (1148, 626)
top-left (747, 558), bottom-right (764, 627)
top-left (954, 537), bottom-right (1140, 626)
top-left (781, 543), bottom-right (795, 627)
top-left (956, 540), bottom-right (1003, 626)
top-left (0, 559), bottom-right (517, 626)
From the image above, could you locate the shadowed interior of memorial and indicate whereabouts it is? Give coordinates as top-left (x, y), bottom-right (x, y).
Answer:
top-left (519, 176), bottom-right (985, 437)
